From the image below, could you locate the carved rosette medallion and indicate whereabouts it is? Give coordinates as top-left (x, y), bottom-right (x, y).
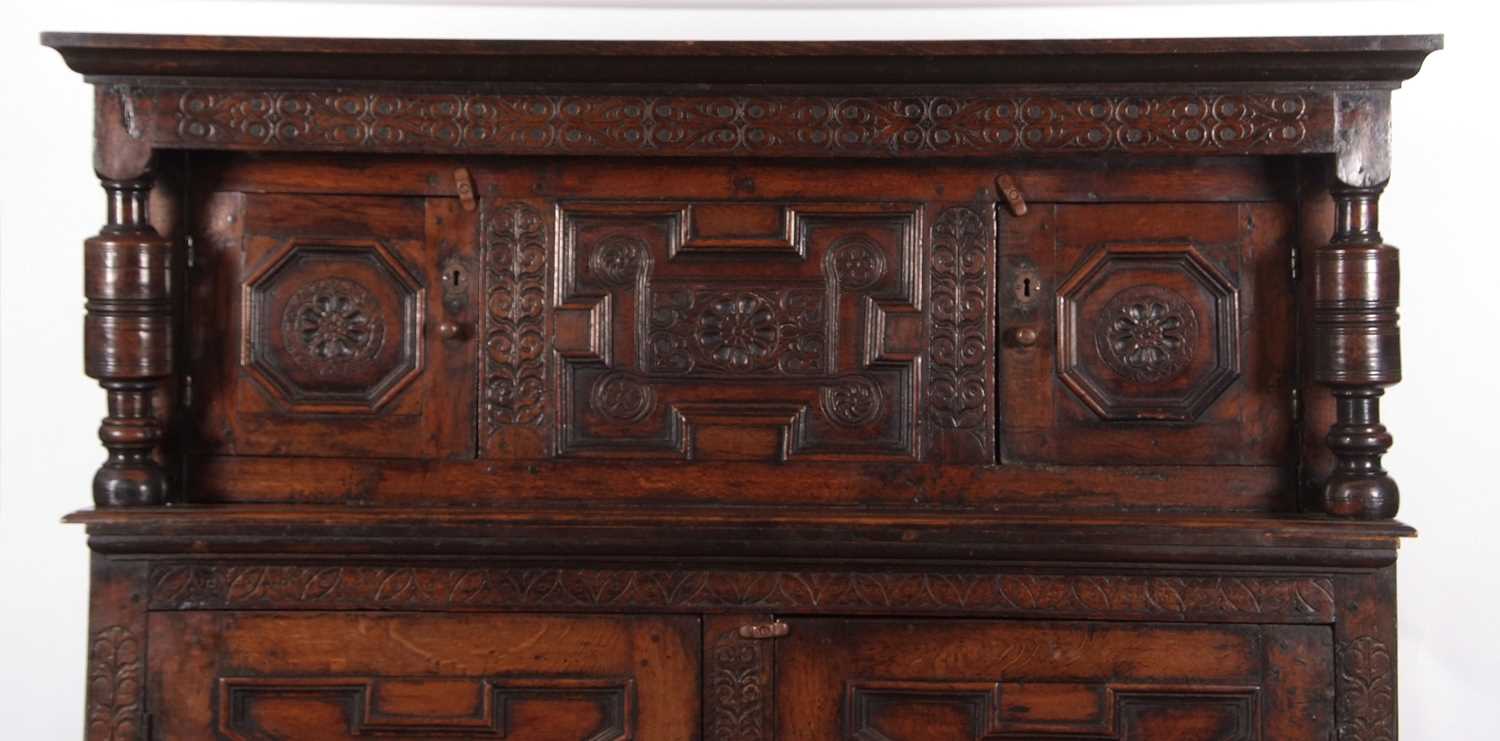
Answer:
top-left (1336, 636), bottom-right (1395, 741)
top-left (280, 278), bottom-right (385, 373)
top-left (484, 202), bottom-right (548, 429)
top-left (590, 372), bottom-right (655, 423)
top-left (87, 626), bottom-right (142, 741)
top-left (589, 234), bottom-right (647, 287)
top-left (699, 294), bottom-right (778, 370)
top-left (648, 288), bottom-right (825, 375)
top-left (820, 376), bottom-right (883, 427)
top-left (829, 235), bottom-right (887, 289)
top-left (927, 207), bottom-right (991, 438)
top-left (1097, 286), bottom-right (1199, 383)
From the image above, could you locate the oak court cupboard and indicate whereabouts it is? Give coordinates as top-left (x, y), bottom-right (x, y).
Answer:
top-left (43, 32), bottom-right (1442, 740)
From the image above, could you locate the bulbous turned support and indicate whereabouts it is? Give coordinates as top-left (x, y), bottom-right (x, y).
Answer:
top-left (84, 177), bottom-right (172, 506)
top-left (1311, 181), bottom-right (1400, 518)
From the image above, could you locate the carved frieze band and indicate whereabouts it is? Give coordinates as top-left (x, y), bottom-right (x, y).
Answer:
top-left (483, 201), bottom-right (548, 431)
top-left (148, 564), bottom-right (1336, 622)
top-left (1336, 636), bottom-right (1396, 741)
top-left (152, 89), bottom-right (1325, 158)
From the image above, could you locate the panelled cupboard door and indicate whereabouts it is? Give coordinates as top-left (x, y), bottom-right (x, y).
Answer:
top-left (190, 193), bottom-right (479, 459)
top-left (776, 618), bottom-right (1332, 740)
top-left (147, 612), bottom-right (700, 740)
top-left (999, 201), bottom-right (1296, 466)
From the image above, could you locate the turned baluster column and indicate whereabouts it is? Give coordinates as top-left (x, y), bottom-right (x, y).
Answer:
top-left (1312, 180), bottom-right (1401, 518)
top-left (84, 175), bottom-right (172, 506)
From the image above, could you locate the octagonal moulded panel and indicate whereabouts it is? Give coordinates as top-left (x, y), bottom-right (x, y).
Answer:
top-left (241, 240), bottom-right (425, 412)
top-left (1055, 242), bottom-right (1239, 421)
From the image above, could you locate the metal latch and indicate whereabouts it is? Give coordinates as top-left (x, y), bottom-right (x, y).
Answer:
top-left (454, 167), bottom-right (477, 211)
top-left (738, 620), bottom-right (789, 640)
top-left (996, 173), bottom-right (1028, 217)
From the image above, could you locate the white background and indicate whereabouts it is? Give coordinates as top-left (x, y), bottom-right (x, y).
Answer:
top-left (1, 1), bottom-right (1494, 737)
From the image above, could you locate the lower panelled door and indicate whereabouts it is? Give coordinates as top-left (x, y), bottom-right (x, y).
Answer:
top-left (147, 612), bottom-right (700, 740)
top-left (776, 618), bottom-right (1332, 740)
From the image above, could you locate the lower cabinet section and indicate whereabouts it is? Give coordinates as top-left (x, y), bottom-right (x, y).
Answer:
top-left (142, 611), bottom-right (1333, 740)
top-left (777, 619), bottom-right (1334, 741)
top-left (146, 612), bottom-right (701, 740)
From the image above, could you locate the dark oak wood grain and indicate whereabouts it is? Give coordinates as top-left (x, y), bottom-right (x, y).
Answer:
top-left (48, 33), bottom-right (1435, 740)
top-left (43, 32), bottom-right (1441, 84)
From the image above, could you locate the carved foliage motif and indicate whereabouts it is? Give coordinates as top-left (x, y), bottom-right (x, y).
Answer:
top-left (707, 632), bottom-right (771, 741)
top-left (483, 202), bottom-right (547, 429)
top-left (820, 376), bottom-right (883, 427)
top-left (590, 371), bottom-right (656, 422)
top-left (148, 564), bottom-right (1336, 622)
top-left (87, 626), bottom-right (142, 741)
top-left (829, 235), bottom-right (887, 289)
top-left (281, 277), bottom-right (385, 373)
top-left (928, 207), bottom-right (991, 440)
top-left (1337, 636), bottom-right (1395, 741)
top-left (647, 288), bottom-right (825, 375)
top-left (167, 91), bottom-right (1312, 157)
top-left (1097, 286), bottom-right (1199, 383)
top-left (588, 234), bottom-right (647, 287)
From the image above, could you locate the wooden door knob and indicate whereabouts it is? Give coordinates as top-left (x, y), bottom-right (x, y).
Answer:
top-left (1004, 326), bottom-right (1039, 348)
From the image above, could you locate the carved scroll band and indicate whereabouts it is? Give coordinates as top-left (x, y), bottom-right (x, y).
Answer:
top-left (158, 90), bottom-right (1320, 158)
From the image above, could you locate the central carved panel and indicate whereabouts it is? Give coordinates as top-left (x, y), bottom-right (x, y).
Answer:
top-left (647, 286), bottom-right (826, 376)
top-left (549, 200), bottom-right (977, 462)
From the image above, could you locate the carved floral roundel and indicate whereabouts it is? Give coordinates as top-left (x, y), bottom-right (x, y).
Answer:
top-left (1095, 285), bottom-right (1198, 383)
top-left (281, 277), bottom-right (386, 373)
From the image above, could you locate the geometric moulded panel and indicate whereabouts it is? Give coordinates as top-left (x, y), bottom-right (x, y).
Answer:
top-left (241, 240), bottom-right (424, 412)
top-left (545, 198), bottom-right (956, 462)
top-left (1055, 242), bottom-right (1239, 421)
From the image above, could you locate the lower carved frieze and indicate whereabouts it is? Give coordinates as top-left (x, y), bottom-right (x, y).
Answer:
top-left (148, 563), bottom-right (1336, 622)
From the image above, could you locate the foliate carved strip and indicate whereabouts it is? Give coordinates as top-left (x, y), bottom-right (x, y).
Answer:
top-left (148, 565), bottom-right (1336, 622)
top-left (161, 90), bottom-right (1316, 157)
top-left (483, 202), bottom-right (548, 430)
top-left (87, 626), bottom-right (142, 741)
top-left (707, 630), bottom-right (771, 741)
top-left (928, 207), bottom-right (991, 442)
top-left (1336, 636), bottom-right (1395, 741)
